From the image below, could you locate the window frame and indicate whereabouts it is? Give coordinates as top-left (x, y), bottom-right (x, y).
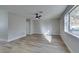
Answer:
top-left (69, 6), bottom-right (79, 31)
top-left (64, 5), bottom-right (79, 38)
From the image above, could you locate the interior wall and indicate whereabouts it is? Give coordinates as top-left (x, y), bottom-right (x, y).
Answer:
top-left (0, 10), bottom-right (8, 41)
top-left (31, 18), bottom-right (60, 35)
top-left (60, 5), bottom-right (79, 52)
top-left (26, 21), bottom-right (30, 34)
top-left (8, 12), bottom-right (26, 42)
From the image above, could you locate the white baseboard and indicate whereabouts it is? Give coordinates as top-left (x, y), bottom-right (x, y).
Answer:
top-left (8, 34), bottom-right (26, 42)
top-left (27, 33), bottom-right (59, 35)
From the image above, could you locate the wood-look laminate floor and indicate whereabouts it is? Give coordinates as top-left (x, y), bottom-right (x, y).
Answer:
top-left (0, 34), bottom-right (70, 53)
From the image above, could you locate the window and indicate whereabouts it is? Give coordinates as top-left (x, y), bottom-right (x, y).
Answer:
top-left (65, 6), bottom-right (79, 37)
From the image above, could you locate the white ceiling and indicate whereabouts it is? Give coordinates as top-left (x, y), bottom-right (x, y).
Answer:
top-left (0, 5), bottom-right (67, 20)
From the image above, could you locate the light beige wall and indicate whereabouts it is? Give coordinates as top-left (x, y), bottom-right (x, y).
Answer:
top-left (32, 18), bottom-right (60, 35)
top-left (0, 10), bottom-right (8, 41)
top-left (8, 12), bottom-right (26, 41)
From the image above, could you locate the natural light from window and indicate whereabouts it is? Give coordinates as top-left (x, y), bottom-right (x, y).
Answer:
top-left (65, 6), bottom-right (79, 38)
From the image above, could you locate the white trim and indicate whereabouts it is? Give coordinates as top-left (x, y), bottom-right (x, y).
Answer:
top-left (65, 5), bottom-right (77, 15)
top-left (8, 34), bottom-right (26, 42)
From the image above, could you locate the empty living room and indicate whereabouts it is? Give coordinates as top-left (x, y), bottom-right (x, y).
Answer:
top-left (0, 5), bottom-right (79, 53)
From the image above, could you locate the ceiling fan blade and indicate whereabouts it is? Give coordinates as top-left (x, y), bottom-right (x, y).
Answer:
top-left (39, 15), bottom-right (42, 17)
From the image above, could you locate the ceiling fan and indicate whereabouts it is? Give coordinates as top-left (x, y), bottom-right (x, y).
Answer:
top-left (35, 11), bottom-right (43, 19)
